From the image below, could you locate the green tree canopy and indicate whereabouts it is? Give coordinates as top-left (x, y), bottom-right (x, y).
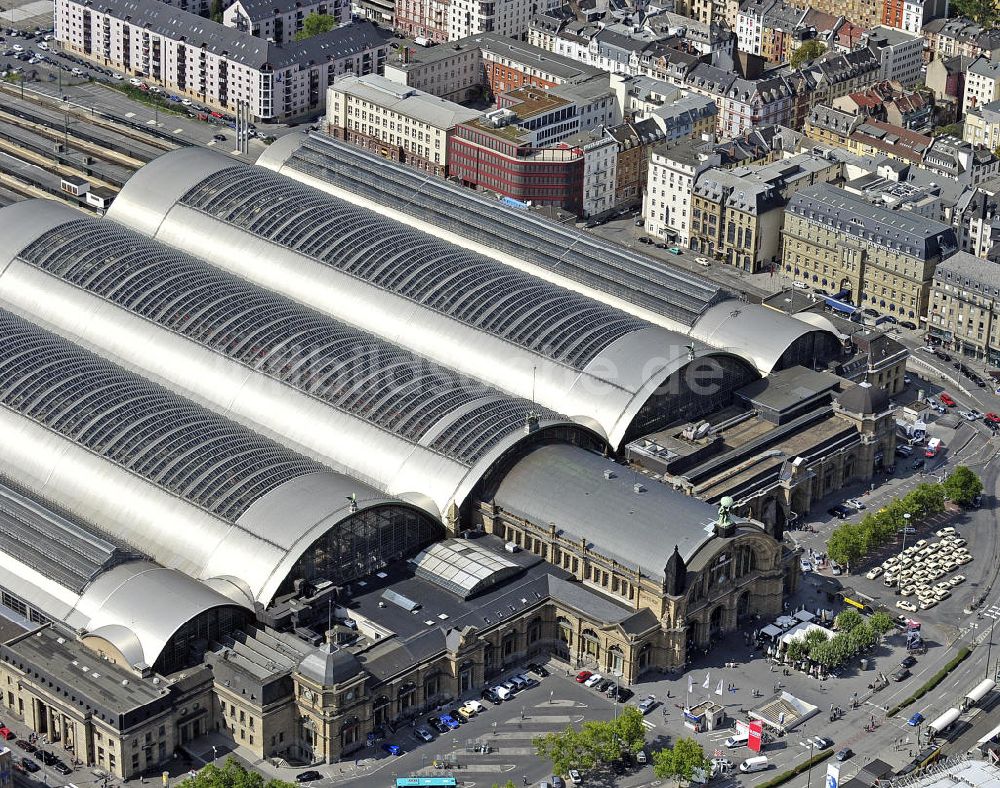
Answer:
top-left (183, 759), bottom-right (294, 788)
top-left (943, 466), bottom-right (983, 506)
top-left (834, 608), bottom-right (864, 633)
top-left (652, 737), bottom-right (711, 782)
top-left (210, 0), bottom-right (223, 22)
top-left (869, 611), bottom-right (895, 636)
top-left (534, 706), bottom-right (648, 774)
top-left (492, 781), bottom-right (518, 788)
top-left (295, 12), bottom-right (337, 40)
top-left (790, 39), bottom-right (826, 68)
top-left (951, 0), bottom-right (1000, 25)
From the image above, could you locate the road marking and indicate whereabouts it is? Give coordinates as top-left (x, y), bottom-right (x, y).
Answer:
top-left (452, 764), bottom-right (515, 773)
top-left (504, 716), bottom-right (574, 724)
top-left (494, 747), bottom-right (535, 755)
top-left (642, 720), bottom-right (656, 730)
top-left (173, 128), bottom-right (184, 133)
top-left (124, 111), bottom-right (135, 118)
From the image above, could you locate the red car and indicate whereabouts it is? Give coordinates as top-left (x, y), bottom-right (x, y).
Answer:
top-left (986, 413), bottom-right (1000, 424)
top-left (0, 727), bottom-right (16, 740)
top-left (210, 111), bottom-right (224, 119)
top-left (939, 392), bottom-right (956, 407)
top-left (575, 670), bottom-right (593, 683)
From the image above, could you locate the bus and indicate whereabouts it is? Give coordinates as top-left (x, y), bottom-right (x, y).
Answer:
top-left (395, 779), bottom-right (459, 788)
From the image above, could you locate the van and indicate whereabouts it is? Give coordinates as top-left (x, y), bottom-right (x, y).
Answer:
top-left (739, 756), bottom-right (770, 773)
top-left (725, 734), bottom-right (749, 748)
top-left (509, 675), bottom-right (527, 691)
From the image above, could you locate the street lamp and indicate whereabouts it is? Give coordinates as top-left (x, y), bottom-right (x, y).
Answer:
top-left (901, 513), bottom-right (911, 551)
top-left (803, 738), bottom-right (815, 788)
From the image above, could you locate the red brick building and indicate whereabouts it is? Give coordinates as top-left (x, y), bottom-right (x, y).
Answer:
top-left (448, 120), bottom-right (585, 212)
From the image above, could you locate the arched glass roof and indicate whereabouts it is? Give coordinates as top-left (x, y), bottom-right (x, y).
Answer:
top-left (412, 539), bottom-right (521, 599)
top-left (0, 310), bottom-right (318, 522)
top-left (15, 216), bottom-right (557, 465)
top-left (259, 133), bottom-right (729, 326)
top-left (178, 167), bottom-right (647, 372)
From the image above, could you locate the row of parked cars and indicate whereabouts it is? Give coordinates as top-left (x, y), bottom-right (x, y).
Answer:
top-left (864, 528), bottom-right (971, 612)
top-left (573, 669), bottom-right (635, 704)
top-left (14, 735), bottom-right (73, 775)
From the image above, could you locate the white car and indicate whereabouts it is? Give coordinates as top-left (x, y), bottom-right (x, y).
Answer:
top-left (915, 539), bottom-right (928, 548)
top-left (846, 498), bottom-right (866, 510)
top-left (949, 575), bottom-right (966, 586)
top-left (696, 257), bottom-right (711, 267)
top-left (957, 553), bottom-right (973, 565)
top-left (866, 567), bottom-right (883, 579)
top-left (801, 560), bottom-right (813, 572)
top-left (950, 538), bottom-right (967, 547)
top-left (897, 600), bottom-right (917, 612)
top-left (584, 673), bottom-right (603, 688)
top-left (793, 281), bottom-right (809, 290)
top-left (937, 529), bottom-right (957, 539)
top-left (919, 598), bottom-right (938, 610)
top-left (934, 588), bottom-right (951, 600)
top-left (129, 77), bottom-right (143, 86)
top-left (899, 586), bottom-right (915, 597)
top-left (182, 98), bottom-right (193, 105)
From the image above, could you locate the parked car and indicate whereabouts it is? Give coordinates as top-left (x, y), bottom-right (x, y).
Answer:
top-left (836, 748), bottom-right (854, 761)
top-left (828, 504), bottom-right (851, 519)
top-left (0, 727), bottom-right (14, 740)
top-left (427, 716), bottom-right (449, 733)
top-left (939, 393), bottom-right (956, 407)
top-left (900, 655), bottom-right (917, 668)
top-left (584, 673), bottom-right (604, 688)
top-left (575, 670), bottom-right (593, 683)
top-left (845, 498), bottom-right (866, 510)
top-left (900, 321), bottom-right (917, 330)
top-left (813, 737), bottom-right (833, 749)
top-left (892, 667), bottom-right (911, 682)
top-left (527, 662), bottom-right (550, 677)
top-left (20, 758), bottom-right (38, 774)
top-left (908, 713), bottom-right (924, 726)
top-left (481, 688), bottom-right (502, 705)
top-left (637, 236), bottom-right (653, 245)
top-left (382, 743), bottom-right (402, 756)
top-left (612, 686), bottom-right (634, 703)
top-left (414, 727), bottom-right (435, 743)
top-left (800, 559), bottom-right (813, 572)
top-left (439, 714), bottom-right (460, 729)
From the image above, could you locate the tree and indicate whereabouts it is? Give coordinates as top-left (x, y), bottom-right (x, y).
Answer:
top-left (869, 611), bottom-right (895, 637)
top-left (834, 608), bottom-right (863, 633)
top-left (294, 12), bottom-right (337, 40)
top-left (827, 523), bottom-right (864, 571)
top-left (790, 39), bottom-right (826, 69)
top-left (951, 0), bottom-right (1000, 25)
top-left (210, 0), bottom-right (223, 22)
top-left (786, 639), bottom-right (806, 663)
top-left (613, 706), bottom-right (648, 754)
top-left (492, 782), bottom-right (519, 788)
top-left (652, 737), bottom-right (710, 782)
top-left (944, 466), bottom-right (983, 506)
top-left (183, 759), bottom-right (294, 788)
top-left (534, 726), bottom-right (591, 775)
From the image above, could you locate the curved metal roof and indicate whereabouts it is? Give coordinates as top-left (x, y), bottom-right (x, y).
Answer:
top-left (77, 562), bottom-right (250, 669)
top-left (255, 134), bottom-right (840, 376)
top-left (258, 132), bottom-right (729, 328)
top-left (0, 309), bottom-right (435, 603)
top-left (688, 301), bottom-right (834, 373)
top-left (0, 200), bottom-right (583, 519)
top-left (109, 149), bottom-right (743, 447)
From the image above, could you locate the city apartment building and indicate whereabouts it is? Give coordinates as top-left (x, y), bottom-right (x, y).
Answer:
top-left (477, 33), bottom-right (606, 96)
top-left (965, 100), bottom-right (1000, 154)
top-left (928, 251), bottom-right (1000, 362)
top-left (782, 183), bottom-right (957, 320)
top-left (922, 17), bottom-right (1000, 64)
top-left (644, 139), bottom-right (716, 246)
top-left (382, 38), bottom-right (483, 102)
top-left (394, 0), bottom-right (545, 43)
top-left (54, 0), bottom-right (390, 120)
top-left (326, 74), bottom-right (482, 176)
top-left (880, 0), bottom-right (947, 35)
top-left (965, 56), bottom-right (1000, 115)
top-left (864, 26), bottom-right (923, 88)
top-left (223, 0), bottom-right (350, 44)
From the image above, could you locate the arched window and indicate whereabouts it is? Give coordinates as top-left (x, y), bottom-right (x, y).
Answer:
top-left (398, 683), bottom-right (416, 714)
top-left (582, 629), bottom-right (600, 659)
top-left (373, 695), bottom-right (391, 727)
top-left (557, 617), bottom-right (573, 646)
